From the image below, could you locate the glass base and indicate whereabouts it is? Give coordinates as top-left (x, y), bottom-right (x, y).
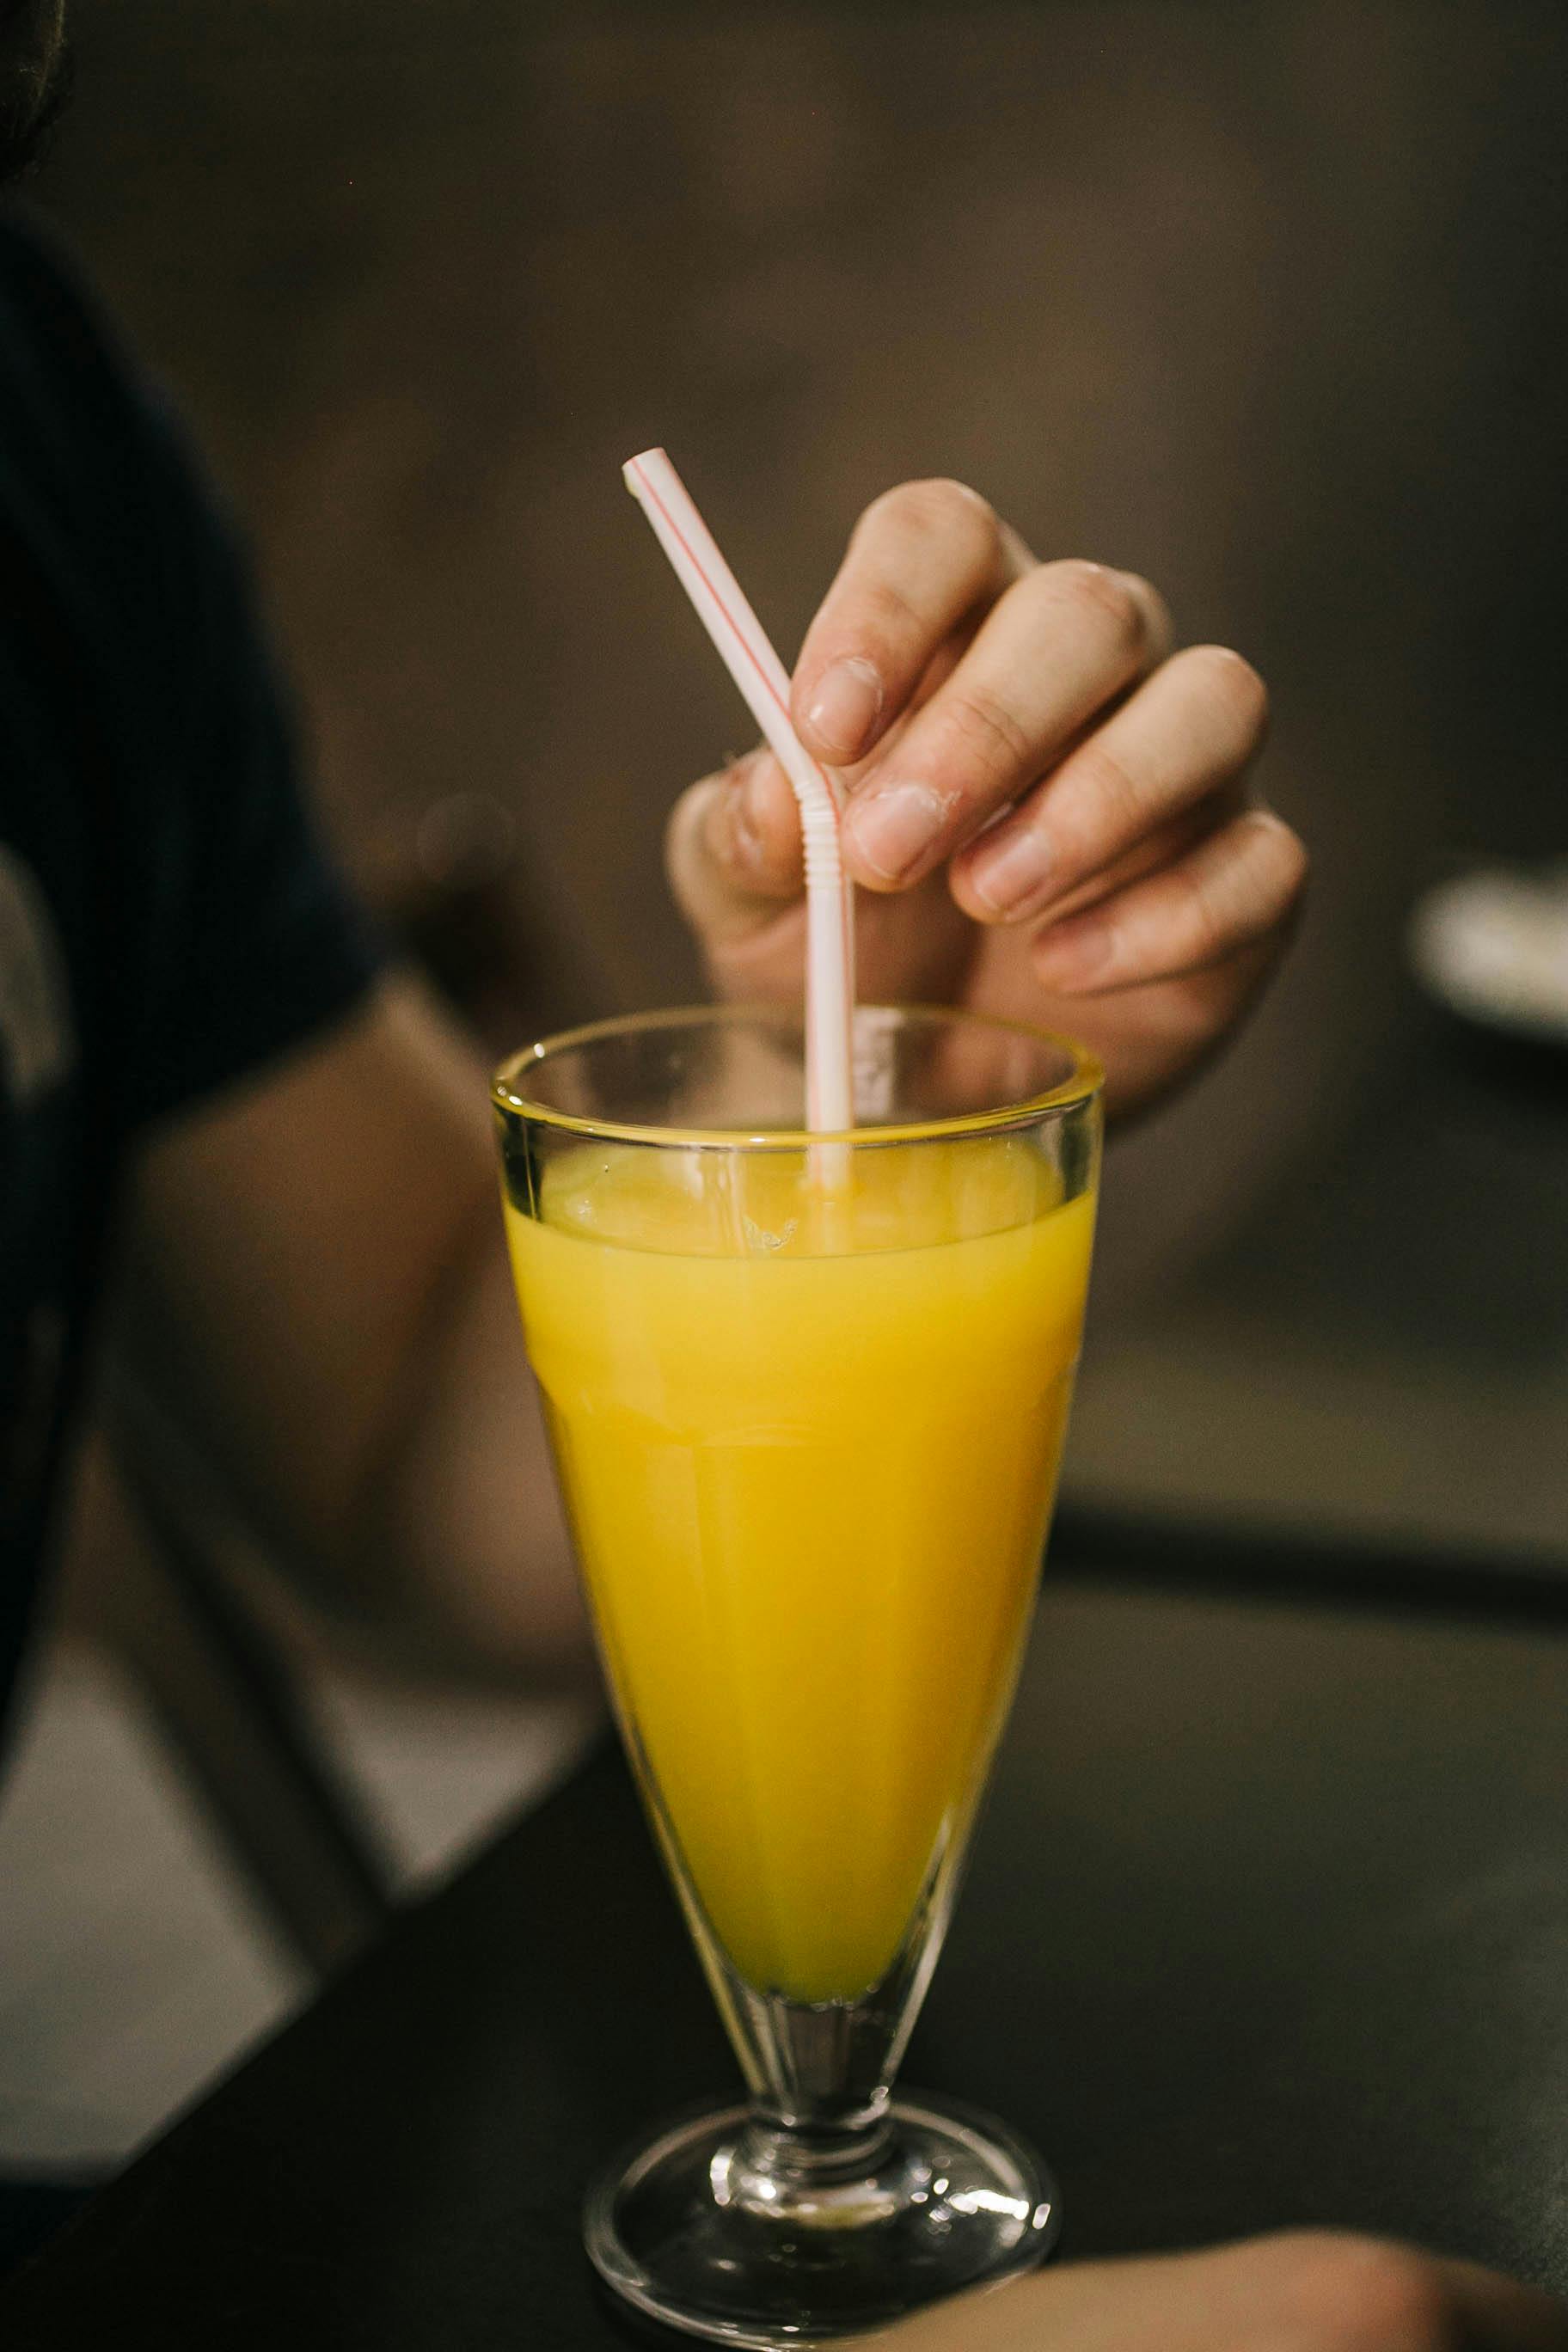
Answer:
top-left (585, 2092), bottom-right (1061, 2346)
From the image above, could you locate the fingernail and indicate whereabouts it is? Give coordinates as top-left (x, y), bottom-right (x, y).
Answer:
top-left (805, 657), bottom-right (883, 762)
top-left (969, 825), bottom-right (1055, 918)
top-left (845, 781), bottom-right (949, 883)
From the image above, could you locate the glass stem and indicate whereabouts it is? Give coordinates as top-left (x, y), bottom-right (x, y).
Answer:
top-left (720, 2097), bottom-right (910, 2230)
top-left (694, 1964), bottom-right (910, 2224)
top-left (743, 2106), bottom-right (892, 2179)
top-left (691, 1834), bottom-right (971, 2207)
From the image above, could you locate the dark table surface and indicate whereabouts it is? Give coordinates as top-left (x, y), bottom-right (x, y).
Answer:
top-left (7, 1568), bottom-right (1568, 2346)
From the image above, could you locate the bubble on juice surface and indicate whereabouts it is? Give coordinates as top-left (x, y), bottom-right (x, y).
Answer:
top-left (742, 1214), bottom-right (797, 1254)
top-left (553, 1154), bottom-right (616, 1230)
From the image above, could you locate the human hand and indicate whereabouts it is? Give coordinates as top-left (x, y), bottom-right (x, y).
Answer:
top-left (668, 481), bottom-right (1306, 1120)
top-left (861, 2231), bottom-right (1568, 2351)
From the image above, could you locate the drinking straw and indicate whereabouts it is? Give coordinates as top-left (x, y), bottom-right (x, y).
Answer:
top-left (623, 450), bottom-right (856, 1137)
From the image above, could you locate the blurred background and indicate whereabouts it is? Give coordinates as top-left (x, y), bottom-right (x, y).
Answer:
top-left (3, 0), bottom-right (1565, 2182)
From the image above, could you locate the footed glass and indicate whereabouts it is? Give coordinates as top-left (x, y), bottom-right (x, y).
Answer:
top-left (493, 1005), bottom-right (1101, 2346)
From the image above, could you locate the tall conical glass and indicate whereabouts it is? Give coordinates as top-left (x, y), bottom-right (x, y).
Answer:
top-left (493, 1005), bottom-right (1101, 2346)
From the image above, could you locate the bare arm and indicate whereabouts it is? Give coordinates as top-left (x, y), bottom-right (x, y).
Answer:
top-left (867, 2232), bottom-right (1568, 2352)
top-left (115, 968), bottom-right (592, 1687)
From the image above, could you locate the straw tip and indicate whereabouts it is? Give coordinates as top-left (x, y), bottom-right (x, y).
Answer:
top-left (622, 448), bottom-right (665, 494)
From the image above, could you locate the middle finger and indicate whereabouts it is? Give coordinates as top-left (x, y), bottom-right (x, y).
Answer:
top-left (842, 558), bottom-right (1171, 891)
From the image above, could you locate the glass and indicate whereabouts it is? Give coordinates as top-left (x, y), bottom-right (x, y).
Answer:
top-left (493, 1005), bottom-right (1102, 2346)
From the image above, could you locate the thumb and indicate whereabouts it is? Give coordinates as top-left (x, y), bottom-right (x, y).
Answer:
top-left (665, 748), bottom-right (805, 948)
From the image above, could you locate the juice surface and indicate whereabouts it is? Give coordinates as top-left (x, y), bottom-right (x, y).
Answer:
top-left (506, 1136), bottom-right (1095, 2003)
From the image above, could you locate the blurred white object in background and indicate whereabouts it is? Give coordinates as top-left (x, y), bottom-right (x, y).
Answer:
top-left (1409, 863), bottom-right (1568, 1044)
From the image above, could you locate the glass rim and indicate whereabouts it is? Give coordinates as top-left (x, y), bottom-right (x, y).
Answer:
top-left (491, 1001), bottom-right (1104, 1150)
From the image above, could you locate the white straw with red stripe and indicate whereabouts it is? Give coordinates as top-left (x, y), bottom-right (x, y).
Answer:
top-left (623, 448), bottom-right (856, 1136)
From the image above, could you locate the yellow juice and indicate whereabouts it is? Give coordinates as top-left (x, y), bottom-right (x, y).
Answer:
top-left (505, 1137), bottom-right (1095, 2005)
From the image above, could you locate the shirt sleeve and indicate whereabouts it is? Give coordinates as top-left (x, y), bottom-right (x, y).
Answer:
top-left (0, 216), bottom-right (385, 1135)
top-left (123, 434), bottom-right (386, 1129)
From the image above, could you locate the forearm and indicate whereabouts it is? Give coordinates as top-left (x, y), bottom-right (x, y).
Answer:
top-left (344, 1181), bottom-right (594, 1688)
top-left (119, 973), bottom-right (594, 1691)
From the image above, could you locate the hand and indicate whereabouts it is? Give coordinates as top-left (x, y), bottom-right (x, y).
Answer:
top-left (668, 480), bottom-right (1307, 1120)
top-left (862, 2232), bottom-right (1568, 2351)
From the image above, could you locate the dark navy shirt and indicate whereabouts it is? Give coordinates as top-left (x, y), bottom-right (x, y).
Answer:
top-left (0, 213), bottom-right (377, 1736)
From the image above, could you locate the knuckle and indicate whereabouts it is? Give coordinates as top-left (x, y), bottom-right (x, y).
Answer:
top-left (906, 475), bottom-right (997, 534)
top-left (1245, 808), bottom-right (1310, 907)
top-left (1171, 857), bottom-right (1230, 967)
top-left (863, 475), bottom-right (997, 553)
top-left (1125, 572), bottom-right (1173, 657)
top-left (856, 575), bottom-right (922, 639)
top-left (1182, 643), bottom-right (1271, 744)
top-left (1052, 737), bottom-right (1148, 862)
top-left (1118, 567), bottom-right (1160, 614)
top-left (943, 683), bottom-right (1036, 779)
top-left (1176, 814), bottom-right (1305, 965)
top-left (1043, 557), bottom-right (1147, 652)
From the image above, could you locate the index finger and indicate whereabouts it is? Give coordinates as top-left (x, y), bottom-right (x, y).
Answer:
top-left (791, 479), bottom-right (1029, 766)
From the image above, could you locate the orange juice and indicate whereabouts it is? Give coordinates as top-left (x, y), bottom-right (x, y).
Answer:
top-left (506, 1138), bottom-right (1094, 2004)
